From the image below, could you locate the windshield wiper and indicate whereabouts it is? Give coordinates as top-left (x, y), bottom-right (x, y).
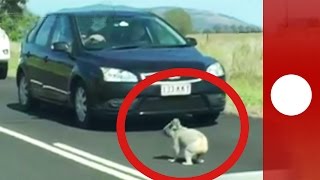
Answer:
top-left (110, 44), bottom-right (149, 50)
top-left (163, 44), bottom-right (191, 48)
top-left (146, 44), bottom-right (192, 48)
top-left (110, 43), bottom-right (192, 50)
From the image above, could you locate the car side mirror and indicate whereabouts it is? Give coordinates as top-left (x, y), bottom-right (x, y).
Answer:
top-left (52, 42), bottom-right (71, 53)
top-left (186, 37), bottom-right (197, 46)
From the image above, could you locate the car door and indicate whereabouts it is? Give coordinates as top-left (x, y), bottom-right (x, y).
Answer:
top-left (42, 15), bottom-right (75, 102)
top-left (26, 15), bottom-right (57, 98)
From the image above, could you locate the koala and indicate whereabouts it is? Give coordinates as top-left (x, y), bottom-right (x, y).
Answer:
top-left (163, 118), bottom-right (209, 166)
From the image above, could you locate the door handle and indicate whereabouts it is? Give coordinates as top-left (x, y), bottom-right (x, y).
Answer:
top-left (43, 56), bottom-right (49, 63)
top-left (26, 51), bottom-right (31, 58)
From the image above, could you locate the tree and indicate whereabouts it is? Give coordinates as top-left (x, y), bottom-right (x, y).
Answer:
top-left (254, 26), bottom-right (262, 33)
top-left (0, 0), bottom-right (39, 41)
top-left (0, 0), bottom-right (27, 15)
top-left (237, 25), bottom-right (246, 33)
top-left (163, 8), bottom-right (193, 36)
top-left (223, 25), bottom-right (233, 33)
top-left (230, 25), bottom-right (239, 33)
top-left (245, 26), bottom-right (253, 33)
top-left (212, 24), bottom-right (224, 33)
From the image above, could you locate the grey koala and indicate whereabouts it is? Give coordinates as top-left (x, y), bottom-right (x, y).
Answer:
top-left (163, 118), bottom-right (209, 166)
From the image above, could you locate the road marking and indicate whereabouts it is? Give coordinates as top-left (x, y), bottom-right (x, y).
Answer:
top-left (218, 169), bottom-right (290, 180)
top-left (217, 171), bottom-right (262, 180)
top-left (54, 142), bottom-right (151, 180)
top-left (53, 144), bottom-right (263, 180)
top-left (0, 125), bottom-right (265, 180)
top-left (0, 126), bottom-right (142, 180)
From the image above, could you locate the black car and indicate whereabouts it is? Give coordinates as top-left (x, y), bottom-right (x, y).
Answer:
top-left (16, 8), bottom-right (226, 129)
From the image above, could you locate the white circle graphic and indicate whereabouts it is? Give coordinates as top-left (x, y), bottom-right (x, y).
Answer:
top-left (271, 74), bottom-right (312, 116)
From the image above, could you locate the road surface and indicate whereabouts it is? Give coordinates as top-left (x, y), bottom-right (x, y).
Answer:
top-left (0, 78), bottom-right (262, 180)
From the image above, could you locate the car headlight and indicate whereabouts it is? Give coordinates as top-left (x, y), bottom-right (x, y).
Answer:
top-left (206, 63), bottom-right (225, 77)
top-left (100, 67), bottom-right (138, 82)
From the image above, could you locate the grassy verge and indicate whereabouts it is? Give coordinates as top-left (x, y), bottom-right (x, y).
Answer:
top-left (8, 42), bottom-right (20, 77)
top-left (190, 33), bottom-right (263, 117)
top-left (8, 33), bottom-right (263, 117)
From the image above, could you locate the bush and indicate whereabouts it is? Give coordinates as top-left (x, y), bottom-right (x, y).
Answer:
top-left (163, 8), bottom-right (193, 35)
top-left (193, 33), bottom-right (263, 116)
top-left (0, 12), bottom-right (39, 41)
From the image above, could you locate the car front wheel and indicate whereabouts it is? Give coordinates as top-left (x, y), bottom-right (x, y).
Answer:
top-left (73, 82), bottom-right (94, 129)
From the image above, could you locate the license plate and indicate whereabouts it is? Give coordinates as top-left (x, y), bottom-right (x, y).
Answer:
top-left (161, 83), bottom-right (191, 96)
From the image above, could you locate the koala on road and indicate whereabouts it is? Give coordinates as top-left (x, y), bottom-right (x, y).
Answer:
top-left (163, 118), bottom-right (209, 166)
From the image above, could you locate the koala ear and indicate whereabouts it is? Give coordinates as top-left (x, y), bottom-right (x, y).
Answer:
top-left (172, 118), bottom-right (180, 123)
top-left (172, 118), bottom-right (182, 127)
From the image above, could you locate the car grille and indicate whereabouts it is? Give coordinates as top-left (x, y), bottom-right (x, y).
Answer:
top-left (140, 72), bottom-right (201, 85)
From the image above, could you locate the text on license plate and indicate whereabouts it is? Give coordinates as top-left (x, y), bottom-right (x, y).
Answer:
top-left (161, 84), bottom-right (191, 96)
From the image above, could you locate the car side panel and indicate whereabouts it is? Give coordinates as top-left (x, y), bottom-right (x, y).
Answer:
top-left (21, 43), bottom-right (47, 98)
top-left (21, 15), bottom-right (57, 99)
top-left (42, 52), bottom-right (74, 102)
top-left (40, 15), bottom-right (76, 102)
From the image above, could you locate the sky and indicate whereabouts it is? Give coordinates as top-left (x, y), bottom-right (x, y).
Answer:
top-left (27, 0), bottom-right (262, 27)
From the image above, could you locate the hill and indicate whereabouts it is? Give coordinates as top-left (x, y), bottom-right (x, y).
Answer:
top-left (147, 6), bottom-right (256, 31)
top-left (60, 4), bottom-right (261, 33)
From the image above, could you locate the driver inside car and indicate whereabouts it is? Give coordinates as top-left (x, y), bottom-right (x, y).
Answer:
top-left (83, 16), bottom-right (109, 47)
top-left (129, 23), bottom-right (150, 45)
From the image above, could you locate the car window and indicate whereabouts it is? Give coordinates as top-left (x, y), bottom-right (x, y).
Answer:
top-left (148, 18), bottom-right (183, 45)
top-left (27, 27), bottom-right (37, 43)
top-left (27, 18), bottom-right (45, 43)
top-left (34, 15), bottom-right (56, 47)
top-left (51, 15), bottom-right (73, 45)
top-left (75, 14), bottom-right (188, 50)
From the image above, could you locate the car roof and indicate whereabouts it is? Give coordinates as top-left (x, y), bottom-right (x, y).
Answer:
top-left (47, 7), bottom-right (153, 17)
top-left (0, 27), bottom-right (6, 34)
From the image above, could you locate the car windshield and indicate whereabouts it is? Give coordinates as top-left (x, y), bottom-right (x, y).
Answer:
top-left (75, 14), bottom-right (189, 50)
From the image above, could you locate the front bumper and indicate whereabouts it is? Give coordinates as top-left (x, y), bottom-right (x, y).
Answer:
top-left (89, 78), bottom-right (226, 117)
top-left (93, 93), bottom-right (226, 117)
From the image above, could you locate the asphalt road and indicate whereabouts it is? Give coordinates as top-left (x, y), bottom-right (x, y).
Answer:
top-left (0, 78), bottom-right (262, 180)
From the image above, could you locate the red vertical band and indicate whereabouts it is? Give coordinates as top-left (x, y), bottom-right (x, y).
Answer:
top-left (264, 0), bottom-right (320, 179)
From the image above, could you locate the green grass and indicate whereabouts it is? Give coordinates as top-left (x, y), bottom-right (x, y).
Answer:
top-left (190, 33), bottom-right (263, 116)
top-left (8, 42), bottom-right (20, 77)
top-left (9, 33), bottom-right (263, 117)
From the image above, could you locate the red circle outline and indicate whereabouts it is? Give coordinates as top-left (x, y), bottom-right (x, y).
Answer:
top-left (116, 68), bottom-right (249, 180)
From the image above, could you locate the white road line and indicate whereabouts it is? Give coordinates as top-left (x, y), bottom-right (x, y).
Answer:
top-left (0, 125), bottom-right (265, 180)
top-left (53, 143), bottom-right (263, 180)
top-left (0, 126), bottom-right (142, 180)
top-left (54, 142), bottom-right (151, 180)
top-left (217, 171), bottom-right (263, 180)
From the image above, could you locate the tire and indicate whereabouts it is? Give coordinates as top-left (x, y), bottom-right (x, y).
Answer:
top-left (192, 112), bottom-right (220, 124)
top-left (72, 81), bottom-right (94, 129)
top-left (17, 73), bottom-right (38, 111)
top-left (0, 63), bottom-right (8, 80)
